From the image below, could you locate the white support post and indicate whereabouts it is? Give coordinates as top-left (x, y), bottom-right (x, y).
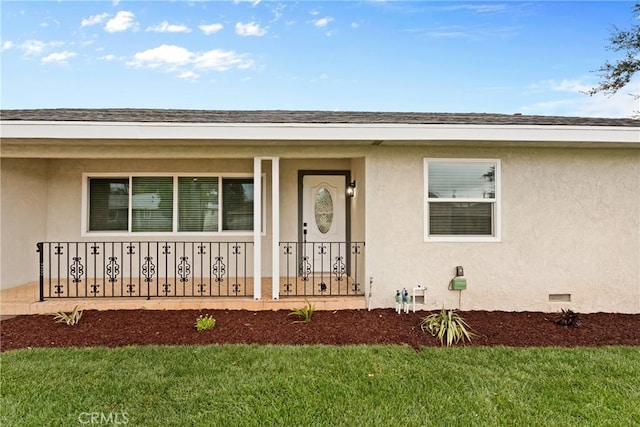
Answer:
top-left (253, 158), bottom-right (262, 300)
top-left (271, 157), bottom-right (280, 299)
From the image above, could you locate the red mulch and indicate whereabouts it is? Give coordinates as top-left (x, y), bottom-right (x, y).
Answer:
top-left (1, 309), bottom-right (639, 352)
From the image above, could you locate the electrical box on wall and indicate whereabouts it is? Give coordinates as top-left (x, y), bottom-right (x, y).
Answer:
top-left (450, 277), bottom-right (467, 290)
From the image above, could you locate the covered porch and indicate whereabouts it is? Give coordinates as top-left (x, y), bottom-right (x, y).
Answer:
top-left (1, 156), bottom-right (368, 315)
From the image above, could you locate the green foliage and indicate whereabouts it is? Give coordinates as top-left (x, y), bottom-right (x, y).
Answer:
top-left (2, 345), bottom-right (640, 426)
top-left (194, 314), bottom-right (216, 331)
top-left (589, 3), bottom-right (640, 98)
top-left (53, 305), bottom-right (83, 326)
top-left (553, 309), bottom-right (581, 328)
top-left (420, 308), bottom-right (475, 346)
top-left (288, 299), bottom-right (315, 323)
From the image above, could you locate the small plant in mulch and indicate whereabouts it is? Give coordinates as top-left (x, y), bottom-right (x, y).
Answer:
top-left (289, 299), bottom-right (315, 323)
top-left (53, 305), bottom-right (83, 326)
top-left (194, 314), bottom-right (216, 331)
top-left (420, 308), bottom-right (476, 346)
top-left (553, 309), bottom-right (581, 327)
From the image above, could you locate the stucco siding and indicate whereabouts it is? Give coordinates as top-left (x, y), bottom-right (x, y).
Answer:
top-left (365, 147), bottom-right (640, 313)
top-left (2, 143), bottom-right (638, 313)
top-left (1, 159), bottom-right (49, 289)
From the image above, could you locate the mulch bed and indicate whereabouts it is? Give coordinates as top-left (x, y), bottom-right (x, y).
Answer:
top-left (1, 309), bottom-right (639, 352)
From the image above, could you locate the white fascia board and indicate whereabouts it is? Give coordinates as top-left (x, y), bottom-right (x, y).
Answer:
top-left (1, 121), bottom-right (638, 145)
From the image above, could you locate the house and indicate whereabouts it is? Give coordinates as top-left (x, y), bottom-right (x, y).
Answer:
top-left (1, 109), bottom-right (639, 314)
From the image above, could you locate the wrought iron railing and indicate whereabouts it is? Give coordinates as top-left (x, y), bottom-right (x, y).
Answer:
top-left (37, 241), bottom-right (253, 300)
top-left (278, 241), bottom-right (365, 297)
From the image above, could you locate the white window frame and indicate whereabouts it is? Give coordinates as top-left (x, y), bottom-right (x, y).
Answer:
top-left (424, 158), bottom-right (501, 243)
top-left (81, 172), bottom-right (266, 237)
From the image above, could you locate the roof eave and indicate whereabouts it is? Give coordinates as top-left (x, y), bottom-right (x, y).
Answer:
top-left (1, 120), bottom-right (638, 146)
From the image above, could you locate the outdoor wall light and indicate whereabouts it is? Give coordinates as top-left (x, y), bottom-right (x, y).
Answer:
top-left (346, 181), bottom-right (356, 197)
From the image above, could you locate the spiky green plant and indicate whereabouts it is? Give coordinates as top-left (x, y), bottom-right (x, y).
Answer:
top-left (53, 305), bottom-right (83, 326)
top-left (289, 299), bottom-right (315, 323)
top-left (194, 314), bottom-right (216, 331)
top-left (420, 308), bottom-right (475, 346)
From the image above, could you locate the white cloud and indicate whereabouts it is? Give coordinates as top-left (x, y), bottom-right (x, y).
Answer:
top-left (21, 40), bottom-right (47, 56)
top-left (112, 0), bottom-right (120, 6)
top-left (310, 9), bottom-right (320, 16)
top-left (81, 12), bottom-right (109, 27)
top-left (146, 21), bottom-right (191, 33)
top-left (269, 3), bottom-right (286, 23)
top-left (528, 79), bottom-right (592, 94)
top-left (233, 0), bottom-right (262, 5)
top-left (178, 71), bottom-right (199, 81)
top-left (421, 25), bottom-right (518, 40)
top-left (128, 44), bottom-right (254, 75)
top-left (41, 51), bottom-right (77, 65)
top-left (351, 22), bottom-right (360, 29)
top-left (99, 54), bottom-right (117, 61)
top-left (129, 45), bottom-right (193, 70)
top-left (441, 4), bottom-right (508, 14)
top-left (1, 40), bottom-right (14, 51)
top-left (199, 23), bottom-right (224, 35)
top-left (313, 17), bottom-right (333, 28)
top-left (194, 49), bottom-right (254, 71)
top-left (105, 11), bottom-right (138, 33)
top-left (235, 21), bottom-right (267, 37)
top-left (522, 78), bottom-right (640, 118)
top-left (427, 31), bottom-right (469, 39)
top-left (576, 92), bottom-right (639, 118)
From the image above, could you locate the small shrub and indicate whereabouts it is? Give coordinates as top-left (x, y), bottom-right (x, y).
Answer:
top-left (289, 299), bottom-right (315, 323)
top-left (195, 314), bottom-right (216, 331)
top-left (53, 305), bottom-right (83, 326)
top-left (420, 308), bottom-right (475, 346)
top-left (553, 309), bottom-right (581, 327)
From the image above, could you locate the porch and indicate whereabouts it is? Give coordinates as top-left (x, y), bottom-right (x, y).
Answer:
top-left (0, 240), bottom-right (366, 315)
top-left (0, 281), bottom-right (366, 316)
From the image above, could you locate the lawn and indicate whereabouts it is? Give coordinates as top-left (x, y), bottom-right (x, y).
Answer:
top-left (1, 345), bottom-right (639, 426)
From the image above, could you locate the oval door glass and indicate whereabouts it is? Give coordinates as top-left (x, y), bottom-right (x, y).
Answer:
top-left (314, 187), bottom-right (334, 234)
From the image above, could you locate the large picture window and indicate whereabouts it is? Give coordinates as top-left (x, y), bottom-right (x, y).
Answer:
top-left (86, 175), bottom-right (257, 234)
top-left (424, 159), bottom-right (501, 242)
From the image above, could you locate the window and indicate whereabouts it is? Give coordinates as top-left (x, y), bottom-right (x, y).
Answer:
top-left (86, 175), bottom-right (257, 234)
top-left (424, 159), bottom-right (500, 242)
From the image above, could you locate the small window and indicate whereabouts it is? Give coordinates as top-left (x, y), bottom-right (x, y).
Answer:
top-left (424, 159), bottom-right (500, 242)
top-left (88, 178), bottom-right (129, 231)
top-left (132, 177), bottom-right (173, 232)
top-left (178, 177), bottom-right (219, 232)
top-left (222, 178), bottom-right (254, 231)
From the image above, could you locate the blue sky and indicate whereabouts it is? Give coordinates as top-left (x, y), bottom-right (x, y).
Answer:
top-left (1, 0), bottom-right (638, 117)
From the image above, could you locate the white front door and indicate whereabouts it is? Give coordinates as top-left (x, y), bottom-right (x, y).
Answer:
top-left (302, 175), bottom-right (346, 274)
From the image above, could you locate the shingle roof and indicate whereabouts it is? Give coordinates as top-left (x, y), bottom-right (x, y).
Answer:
top-left (1, 108), bottom-right (639, 127)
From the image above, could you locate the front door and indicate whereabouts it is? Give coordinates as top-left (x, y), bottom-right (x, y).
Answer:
top-left (301, 174), bottom-right (347, 274)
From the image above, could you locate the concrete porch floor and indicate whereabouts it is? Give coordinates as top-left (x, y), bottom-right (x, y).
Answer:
top-left (1, 281), bottom-right (367, 315)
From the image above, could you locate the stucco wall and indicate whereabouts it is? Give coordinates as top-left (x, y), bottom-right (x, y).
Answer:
top-left (3, 147), bottom-right (638, 314)
top-left (1, 159), bottom-right (49, 289)
top-left (365, 146), bottom-right (640, 313)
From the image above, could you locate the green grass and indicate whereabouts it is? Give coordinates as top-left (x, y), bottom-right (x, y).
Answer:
top-left (2, 345), bottom-right (639, 426)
